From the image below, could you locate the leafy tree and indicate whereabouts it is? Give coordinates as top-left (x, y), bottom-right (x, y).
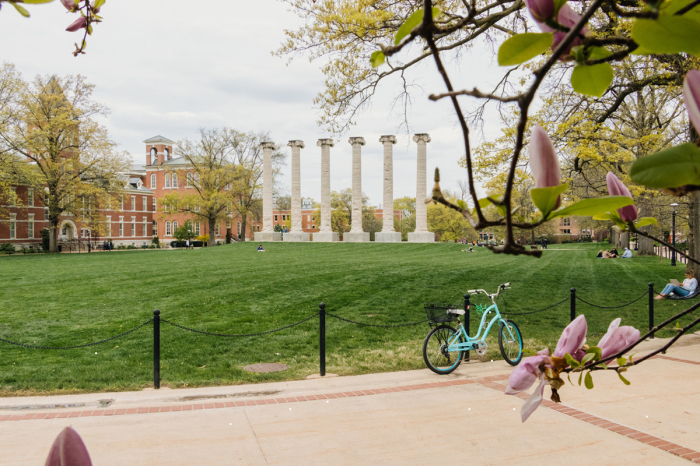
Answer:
top-left (428, 193), bottom-right (477, 242)
top-left (394, 196), bottom-right (416, 241)
top-left (173, 220), bottom-right (196, 242)
top-left (0, 68), bottom-right (130, 252)
top-left (362, 205), bottom-right (383, 241)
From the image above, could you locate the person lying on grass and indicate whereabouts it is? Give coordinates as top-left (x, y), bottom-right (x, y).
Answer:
top-left (257, 245), bottom-right (266, 252)
top-left (655, 268), bottom-right (697, 300)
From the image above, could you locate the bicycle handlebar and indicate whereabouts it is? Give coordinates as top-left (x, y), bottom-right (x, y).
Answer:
top-left (467, 284), bottom-right (511, 301)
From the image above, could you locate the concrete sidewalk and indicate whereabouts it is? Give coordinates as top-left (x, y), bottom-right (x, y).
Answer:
top-left (1, 335), bottom-right (699, 465)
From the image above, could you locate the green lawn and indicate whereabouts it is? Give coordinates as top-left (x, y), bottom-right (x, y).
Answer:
top-left (0, 242), bottom-right (695, 396)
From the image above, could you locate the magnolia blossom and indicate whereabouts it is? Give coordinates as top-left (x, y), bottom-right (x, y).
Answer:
top-left (529, 126), bottom-right (562, 209)
top-left (527, 2), bottom-right (589, 60)
top-left (683, 70), bottom-right (700, 135)
top-left (66, 16), bottom-right (87, 32)
top-left (598, 318), bottom-right (640, 359)
top-left (553, 314), bottom-right (587, 358)
top-left (60, 0), bottom-right (75, 11)
top-left (45, 427), bottom-right (92, 466)
top-left (606, 172), bottom-right (638, 222)
top-left (524, 0), bottom-right (555, 23)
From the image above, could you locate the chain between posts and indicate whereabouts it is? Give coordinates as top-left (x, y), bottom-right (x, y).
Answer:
top-left (576, 290), bottom-right (650, 309)
top-left (160, 312), bottom-right (320, 337)
top-left (324, 312), bottom-right (431, 327)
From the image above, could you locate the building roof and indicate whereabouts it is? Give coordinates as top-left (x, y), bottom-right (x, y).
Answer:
top-left (143, 135), bottom-right (174, 144)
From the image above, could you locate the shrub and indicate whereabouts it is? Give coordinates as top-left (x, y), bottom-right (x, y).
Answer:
top-left (40, 228), bottom-right (50, 251)
top-left (1, 243), bottom-right (16, 254)
top-left (196, 234), bottom-right (209, 243)
top-left (152, 236), bottom-right (160, 246)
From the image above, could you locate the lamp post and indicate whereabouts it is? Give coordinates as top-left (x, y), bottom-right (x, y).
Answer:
top-left (671, 203), bottom-right (679, 266)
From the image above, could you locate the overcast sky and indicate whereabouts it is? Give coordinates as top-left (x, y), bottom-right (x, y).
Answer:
top-left (0, 0), bottom-right (518, 206)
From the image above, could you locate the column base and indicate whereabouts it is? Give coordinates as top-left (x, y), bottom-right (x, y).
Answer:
top-left (313, 232), bottom-right (339, 242)
top-left (375, 232), bottom-right (402, 243)
top-left (344, 232), bottom-right (370, 242)
top-left (283, 232), bottom-right (311, 242)
top-left (254, 232), bottom-right (282, 242)
top-left (407, 231), bottom-right (435, 243)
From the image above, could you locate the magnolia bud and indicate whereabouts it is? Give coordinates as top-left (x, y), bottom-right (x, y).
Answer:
top-left (66, 16), bottom-right (87, 32)
top-left (606, 172), bottom-right (638, 222)
top-left (524, 0), bottom-right (555, 23)
top-left (683, 70), bottom-right (700, 135)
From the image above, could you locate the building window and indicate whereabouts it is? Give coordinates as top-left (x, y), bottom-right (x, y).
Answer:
top-left (164, 148), bottom-right (169, 159)
top-left (131, 195), bottom-right (136, 211)
top-left (195, 221), bottom-right (200, 235)
top-left (194, 173), bottom-right (200, 185)
top-left (10, 214), bottom-right (16, 239)
top-left (274, 215), bottom-right (278, 222)
top-left (152, 221), bottom-right (157, 236)
top-left (131, 218), bottom-right (136, 237)
top-left (106, 216), bottom-right (111, 236)
top-left (141, 197), bottom-right (146, 212)
top-left (150, 174), bottom-right (156, 188)
top-left (216, 222), bottom-right (220, 237)
top-left (237, 221), bottom-right (241, 235)
top-left (165, 221), bottom-right (171, 236)
top-left (120, 195), bottom-right (124, 210)
top-left (173, 221), bottom-right (178, 233)
top-left (143, 217), bottom-right (147, 236)
top-left (119, 217), bottom-right (124, 237)
top-left (563, 218), bottom-right (570, 226)
top-left (10, 187), bottom-right (16, 206)
top-left (187, 173), bottom-right (193, 187)
top-left (28, 214), bottom-right (34, 238)
top-left (152, 198), bottom-right (157, 212)
top-left (172, 173), bottom-right (178, 188)
top-left (165, 174), bottom-right (171, 188)
top-left (28, 188), bottom-right (34, 207)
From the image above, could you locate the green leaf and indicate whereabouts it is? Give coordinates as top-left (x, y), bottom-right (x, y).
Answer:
top-left (531, 183), bottom-right (568, 216)
top-left (370, 50), bottom-right (385, 68)
top-left (564, 352), bottom-right (580, 368)
top-left (10, 2), bottom-right (31, 16)
top-left (630, 143), bottom-right (700, 189)
top-left (585, 346), bottom-right (602, 361)
top-left (553, 0), bottom-right (568, 13)
top-left (662, 0), bottom-right (700, 21)
top-left (584, 372), bottom-right (594, 389)
top-left (588, 46), bottom-right (612, 60)
top-left (571, 63), bottom-right (614, 97)
top-left (631, 45), bottom-right (655, 55)
top-left (457, 199), bottom-right (468, 210)
top-left (94, 0), bottom-right (105, 7)
top-left (551, 196), bottom-right (634, 219)
top-left (634, 217), bottom-right (658, 229)
top-left (616, 357), bottom-right (627, 366)
top-left (394, 7), bottom-right (440, 45)
top-left (600, 363), bottom-right (608, 370)
top-left (567, 373), bottom-right (573, 385)
top-left (618, 372), bottom-right (631, 385)
top-left (581, 353), bottom-right (595, 365)
top-left (592, 211), bottom-right (627, 229)
top-left (497, 33), bottom-right (554, 66)
top-left (631, 16), bottom-right (700, 55)
top-left (578, 371), bottom-right (583, 386)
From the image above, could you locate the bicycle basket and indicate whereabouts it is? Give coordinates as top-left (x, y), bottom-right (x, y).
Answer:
top-left (424, 303), bottom-right (462, 323)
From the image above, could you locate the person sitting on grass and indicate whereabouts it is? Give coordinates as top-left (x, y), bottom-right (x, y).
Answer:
top-left (655, 269), bottom-right (697, 300)
top-left (596, 250), bottom-right (603, 258)
top-left (257, 245), bottom-right (265, 252)
top-left (621, 247), bottom-right (633, 258)
top-left (610, 247), bottom-right (619, 257)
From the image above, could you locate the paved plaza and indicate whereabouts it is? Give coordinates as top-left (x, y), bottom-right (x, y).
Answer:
top-left (1, 334), bottom-right (699, 465)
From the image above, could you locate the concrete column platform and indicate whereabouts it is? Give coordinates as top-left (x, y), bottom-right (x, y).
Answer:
top-left (313, 232), bottom-right (339, 242)
top-left (254, 232), bottom-right (282, 242)
top-left (344, 232), bottom-right (370, 242)
top-left (375, 232), bottom-right (402, 243)
top-left (408, 232), bottom-right (435, 243)
top-left (283, 232), bottom-right (311, 242)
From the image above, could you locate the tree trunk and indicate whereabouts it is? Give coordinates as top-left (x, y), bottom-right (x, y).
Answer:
top-left (49, 220), bottom-right (58, 253)
top-left (690, 191), bottom-right (700, 276)
top-left (638, 225), bottom-right (654, 255)
top-left (240, 215), bottom-right (247, 241)
top-left (208, 217), bottom-right (216, 246)
top-left (619, 232), bottom-right (629, 250)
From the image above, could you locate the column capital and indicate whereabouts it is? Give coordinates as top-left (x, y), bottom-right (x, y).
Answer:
top-left (413, 133), bottom-right (431, 143)
top-left (260, 141), bottom-right (277, 150)
top-left (348, 137), bottom-right (366, 146)
top-left (288, 140), bottom-right (305, 149)
top-left (317, 138), bottom-right (335, 148)
top-left (379, 135), bottom-right (397, 144)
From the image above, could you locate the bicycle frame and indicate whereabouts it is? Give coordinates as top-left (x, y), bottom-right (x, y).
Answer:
top-left (445, 298), bottom-right (519, 352)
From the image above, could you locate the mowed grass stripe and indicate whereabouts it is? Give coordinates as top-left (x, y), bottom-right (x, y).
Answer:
top-left (0, 242), bottom-right (693, 395)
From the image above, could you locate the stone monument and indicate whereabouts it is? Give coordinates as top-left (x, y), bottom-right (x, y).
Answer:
top-left (375, 135), bottom-right (402, 242)
top-left (314, 139), bottom-right (339, 242)
top-left (344, 137), bottom-right (370, 242)
top-left (284, 140), bottom-right (311, 242)
top-left (254, 141), bottom-right (282, 242)
top-left (408, 133), bottom-right (435, 243)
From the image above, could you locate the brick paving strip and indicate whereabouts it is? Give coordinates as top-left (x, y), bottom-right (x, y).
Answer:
top-left (1, 355), bottom-right (698, 462)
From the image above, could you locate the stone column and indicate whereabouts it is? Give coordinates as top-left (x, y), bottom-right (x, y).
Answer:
top-left (254, 141), bottom-right (282, 242)
top-left (344, 137), bottom-right (370, 242)
top-left (408, 133), bottom-right (434, 243)
top-left (375, 135), bottom-right (402, 243)
top-left (314, 139), bottom-right (339, 242)
top-left (284, 140), bottom-right (310, 242)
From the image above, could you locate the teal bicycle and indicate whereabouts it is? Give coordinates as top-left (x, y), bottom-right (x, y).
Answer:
top-left (422, 283), bottom-right (523, 374)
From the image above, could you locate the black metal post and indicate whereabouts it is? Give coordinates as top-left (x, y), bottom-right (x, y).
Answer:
top-left (319, 303), bottom-right (326, 377)
top-left (570, 288), bottom-right (576, 322)
top-left (648, 283), bottom-right (655, 339)
top-left (671, 210), bottom-right (677, 266)
top-left (153, 309), bottom-right (160, 389)
top-left (464, 293), bottom-right (470, 362)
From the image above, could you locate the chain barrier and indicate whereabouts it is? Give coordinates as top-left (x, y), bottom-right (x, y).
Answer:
top-left (500, 297), bottom-right (569, 316)
top-left (576, 290), bottom-right (649, 309)
top-left (0, 319), bottom-right (153, 350)
top-left (325, 311), bottom-right (430, 328)
top-left (160, 312), bottom-right (319, 337)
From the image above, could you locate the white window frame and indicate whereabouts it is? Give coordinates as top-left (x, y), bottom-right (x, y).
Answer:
top-left (173, 221), bottom-right (178, 233)
top-left (131, 217), bottom-right (136, 237)
top-left (120, 195), bottom-right (124, 210)
top-left (143, 217), bottom-right (147, 236)
top-left (28, 214), bottom-right (34, 238)
top-left (165, 174), bottom-right (171, 188)
top-left (153, 221), bottom-right (158, 236)
top-left (10, 214), bottom-right (16, 239)
top-left (152, 198), bottom-right (157, 212)
top-left (237, 221), bottom-right (241, 235)
top-left (131, 195), bottom-right (136, 211)
top-left (195, 221), bottom-right (200, 235)
top-left (216, 222), bottom-right (220, 237)
top-left (106, 216), bottom-right (111, 236)
top-left (151, 174), bottom-right (156, 189)
top-left (143, 196), bottom-right (147, 212)
top-left (187, 173), bottom-right (193, 188)
top-left (165, 221), bottom-right (171, 236)
top-left (28, 188), bottom-right (34, 207)
top-left (172, 173), bottom-right (178, 188)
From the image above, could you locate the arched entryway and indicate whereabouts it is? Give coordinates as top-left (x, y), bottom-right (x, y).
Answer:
top-left (59, 220), bottom-right (77, 241)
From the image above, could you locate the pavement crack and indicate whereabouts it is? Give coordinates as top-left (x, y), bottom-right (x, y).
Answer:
top-left (244, 409), bottom-right (269, 465)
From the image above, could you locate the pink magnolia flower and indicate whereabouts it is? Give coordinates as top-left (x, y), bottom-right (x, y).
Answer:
top-left (66, 16), bottom-right (87, 32)
top-left (529, 125), bottom-right (562, 209)
top-left (598, 318), bottom-right (640, 360)
top-left (606, 172), bottom-right (638, 222)
top-left (60, 0), bottom-right (75, 11)
top-left (683, 70), bottom-right (700, 134)
top-left (505, 350), bottom-right (552, 422)
top-left (45, 427), bottom-right (92, 466)
top-left (553, 314), bottom-right (587, 358)
top-left (529, 3), bottom-right (589, 60)
top-left (524, 0), bottom-right (555, 23)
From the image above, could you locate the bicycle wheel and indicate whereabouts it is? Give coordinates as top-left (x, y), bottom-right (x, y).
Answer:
top-left (423, 325), bottom-right (465, 375)
top-left (498, 319), bottom-right (523, 366)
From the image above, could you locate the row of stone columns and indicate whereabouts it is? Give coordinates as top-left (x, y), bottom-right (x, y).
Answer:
top-left (254, 134), bottom-right (433, 243)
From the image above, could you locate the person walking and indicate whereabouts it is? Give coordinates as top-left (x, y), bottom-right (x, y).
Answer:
top-left (186, 239), bottom-right (190, 250)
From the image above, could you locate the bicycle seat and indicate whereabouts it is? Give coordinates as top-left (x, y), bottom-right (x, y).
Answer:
top-left (447, 309), bottom-right (465, 316)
